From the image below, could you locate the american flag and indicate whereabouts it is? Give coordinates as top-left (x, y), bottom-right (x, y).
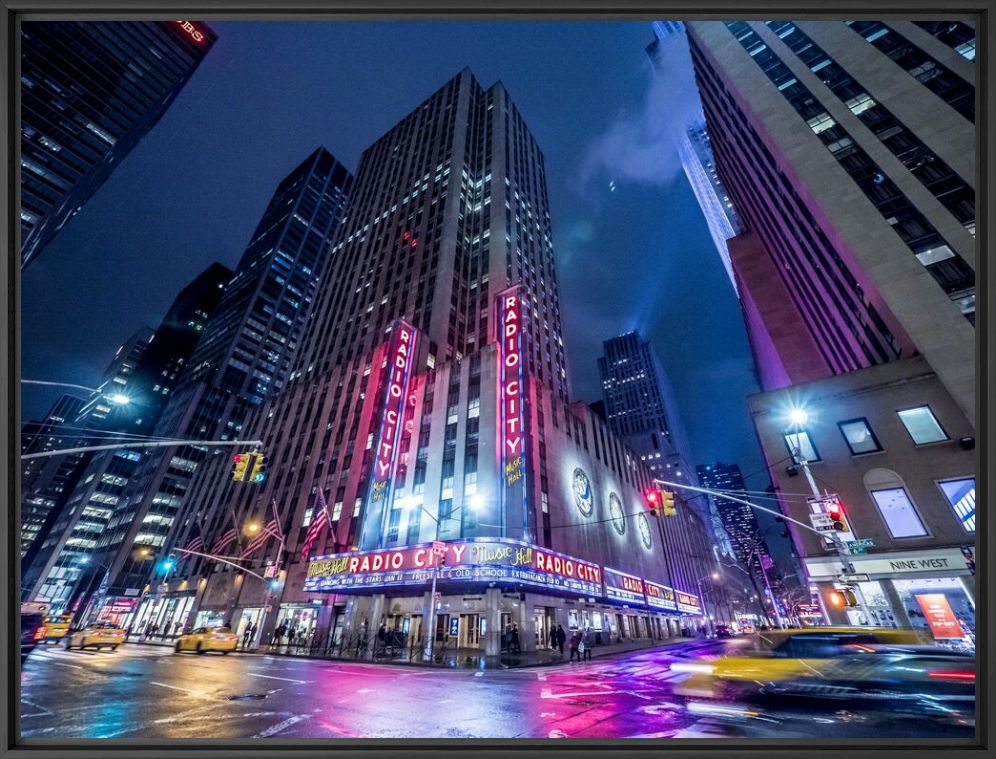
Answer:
top-left (300, 490), bottom-right (332, 562)
top-left (240, 518), bottom-right (281, 558)
top-left (210, 526), bottom-right (238, 555)
top-left (183, 534), bottom-right (205, 554)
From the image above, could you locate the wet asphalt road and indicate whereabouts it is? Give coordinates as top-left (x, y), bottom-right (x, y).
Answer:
top-left (19, 640), bottom-right (974, 741)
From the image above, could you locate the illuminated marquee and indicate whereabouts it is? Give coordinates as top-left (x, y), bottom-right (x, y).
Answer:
top-left (675, 590), bottom-right (702, 615)
top-left (177, 20), bottom-right (206, 43)
top-left (603, 567), bottom-right (647, 606)
top-left (643, 580), bottom-right (678, 612)
top-left (359, 321), bottom-right (417, 550)
top-left (305, 538), bottom-right (602, 598)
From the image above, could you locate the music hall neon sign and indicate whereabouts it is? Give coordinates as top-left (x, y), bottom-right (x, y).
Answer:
top-left (498, 288), bottom-right (525, 487)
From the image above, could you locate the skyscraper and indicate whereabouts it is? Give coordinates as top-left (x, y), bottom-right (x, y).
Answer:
top-left (72, 149), bottom-right (352, 618)
top-left (686, 21), bottom-right (975, 421)
top-left (20, 20), bottom-right (217, 268)
top-left (21, 263), bottom-right (232, 607)
top-left (696, 463), bottom-right (771, 574)
top-left (646, 22), bottom-right (743, 293)
top-left (152, 70), bottom-right (717, 651)
top-left (687, 21), bottom-right (977, 630)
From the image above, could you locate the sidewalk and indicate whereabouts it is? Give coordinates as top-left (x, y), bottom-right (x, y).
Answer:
top-left (124, 633), bottom-right (713, 669)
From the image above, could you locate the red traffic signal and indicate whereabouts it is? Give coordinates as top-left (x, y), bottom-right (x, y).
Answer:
top-left (825, 498), bottom-right (850, 532)
top-left (645, 489), bottom-right (660, 515)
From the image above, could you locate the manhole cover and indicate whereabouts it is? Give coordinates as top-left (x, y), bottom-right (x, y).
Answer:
top-left (226, 693), bottom-right (267, 701)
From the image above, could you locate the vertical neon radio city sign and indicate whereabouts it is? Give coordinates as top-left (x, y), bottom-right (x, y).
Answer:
top-left (497, 286), bottom-right (528, 540)
top-left (360, 320), bottom-right (417, 550)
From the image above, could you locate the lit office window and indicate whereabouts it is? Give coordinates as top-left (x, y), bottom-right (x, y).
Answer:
top-left (938, 478), bottom-right (976, 532)
top-left (897, 406), bottom-right (948, 444)
top-left (838, 418), bottom-right (882, 454)
top-left (870, 488), bottom-right (928, 538)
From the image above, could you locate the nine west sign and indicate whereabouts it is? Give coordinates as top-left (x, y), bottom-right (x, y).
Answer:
top-left (806, 548), bottom-right (971, 579)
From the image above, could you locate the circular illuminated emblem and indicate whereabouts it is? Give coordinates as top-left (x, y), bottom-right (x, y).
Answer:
top-left (609, 493), bottom-right (626, 535)
top-left (572, 468), bottom-right (593, 517)
top-left (638, 514), bottom-right (653, 549)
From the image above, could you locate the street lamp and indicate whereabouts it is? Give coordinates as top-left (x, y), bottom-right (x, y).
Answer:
top-left (244, 521), bottom-right (261, 536)
top-left (403, 496), bottom-right (483, 662)
top-left (694, 572), bottom-right (721, 635)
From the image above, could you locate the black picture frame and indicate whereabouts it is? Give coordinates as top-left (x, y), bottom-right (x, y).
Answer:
top-left (2, 1), bottom-right (991, 757)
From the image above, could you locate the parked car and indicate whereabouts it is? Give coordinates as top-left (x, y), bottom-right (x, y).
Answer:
top-left (714, 624), bottom-right (736, 639)
top-left (20, 612), bottom-right (47, 663)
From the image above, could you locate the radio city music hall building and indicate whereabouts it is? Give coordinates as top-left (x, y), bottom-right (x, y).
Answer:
top-left (155, 69), bottom-right (717, 655)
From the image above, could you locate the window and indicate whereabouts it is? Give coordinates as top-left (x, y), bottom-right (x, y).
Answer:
top-left (870, 487), bottom-right (928, 538)
top-left (838, 418), bottom-right (882, 455)
top-left (897, 406), bottom-right (947, 444)
top-left (938, 478), bottom-right (975, 532)
top-left (784, 430), bottom-right (820, 462)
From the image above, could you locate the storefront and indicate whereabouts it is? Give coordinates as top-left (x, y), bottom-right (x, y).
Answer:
top-left (805, 546), bottom-right (975, 647)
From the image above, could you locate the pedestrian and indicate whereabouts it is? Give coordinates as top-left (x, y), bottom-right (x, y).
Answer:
top-left (242, 623), bottom-right (253, 648)
top-left (511, 624), bottom-right (520, 654)
top-left (581, 628), bottom-right (592, 661)
top-left (288, 626), bottom-right (297, 647)
top-left (556, 624), bottom-right (566, 657)
top-left (569, 630), bottom-right (581, 663)
top-left (549, 627), bottom-right (557, 651)
top-left (273, 622), bottom-right (285, 646)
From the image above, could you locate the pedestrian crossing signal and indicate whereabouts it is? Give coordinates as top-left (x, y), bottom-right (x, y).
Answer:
top-left (250, 454), bottom-right (266, 483)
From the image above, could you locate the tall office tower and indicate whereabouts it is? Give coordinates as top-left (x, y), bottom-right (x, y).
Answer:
top-left (696, 463), bottom-right (771, 574)
top-left (688, 22), bottom-right (977, 630)
top-left (70, 149), bottom-right (352, 617)
top-left (20, 394), bottom-right (85, 555)
top-left (646, 22), bottom-right (743, 293)
top-left (21, 263), bottom-right (231, 607)
top-left (686, 21), bottom-right (976, 422)
top-left (20, 20), bottom-right (217, 268)
top-left (152, 70), bottom-right (719, 652)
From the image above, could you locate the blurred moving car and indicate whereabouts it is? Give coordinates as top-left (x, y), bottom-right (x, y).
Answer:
top-left (767, 645), bottom-right (974, 718)
top-left (175, 626), bottom-right (238, 654)
top-left (714, 624), bottom-right (736, 639)
top-left (20, 612), bottom-right (47, 663)
top-left (42, 614), bottom-right (73, 643)
top-left (672, 627), bottom-right (928, 699)
top-left (64, 622), bottom-right (126, 651)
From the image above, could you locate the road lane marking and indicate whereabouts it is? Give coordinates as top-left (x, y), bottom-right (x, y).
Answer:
top-left (20, 700), bottom-right (54, 718)
top-left (254, 714), bottom-right (309, 737)
top-left (474, 671), bottom-right (484, 677)
top-left (247, 671), bottom-right (310, 684)
top-left (150, 681), bottom-right (208, 697)
top-left (31, 657), bottom-right (83, 670)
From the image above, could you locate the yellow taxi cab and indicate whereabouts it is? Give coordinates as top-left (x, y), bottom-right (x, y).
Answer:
top-left (174, 625), bottom-right (238, 655)
top-left (672, 626), bottom-right (928, 699)
top-left (42, 614), bottom-right (72, 643)
top-left (64, 621), bottom-right (127, 651)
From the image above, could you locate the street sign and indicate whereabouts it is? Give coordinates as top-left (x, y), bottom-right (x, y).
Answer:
top-left (837, 573), bottom-right (869, 583)
top-left (809, 513), bottom-right (833, 530)
top-left (847, 539), bottom-right (875, 548)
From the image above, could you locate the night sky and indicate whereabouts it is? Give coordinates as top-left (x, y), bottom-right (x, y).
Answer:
top-left (22, 21), bottom-right (778, 526)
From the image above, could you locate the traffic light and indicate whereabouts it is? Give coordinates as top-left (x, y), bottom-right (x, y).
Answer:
top-left (661, 490), bottom-right (677, 517)
top-left (249, 453), bottom-right (266, 483)
top-left (828, 590), bottom-right (845, 608)
top-left (825, 497), bottom-right (850, 532)
top-left (841, 588), bottom-right (859, 607)
top-left (645, 489), bottom-right (660, 516)
top-left (829, 588), bottom-right (859, 607)
top-left (232, 453), bottom-right (250, 482)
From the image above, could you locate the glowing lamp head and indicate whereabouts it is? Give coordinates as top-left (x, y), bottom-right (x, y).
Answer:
top-left (468, 494), bottom-right (484, 511)
top-left (712, 572), bottom-right (720, 580)
top-left (245, 522), bottom-right (261, 535)
top-left (108, 393), bottom-right (131, 405)
top-left (788, 408), bottom-right (809, 426)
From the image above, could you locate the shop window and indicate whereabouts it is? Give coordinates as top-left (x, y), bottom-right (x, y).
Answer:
top-left (838, 418), bottom-right (882, 455)
top-left (897, 406), bottom-right (948, 444)
top-left (938, 478), bottom-right (976, 532)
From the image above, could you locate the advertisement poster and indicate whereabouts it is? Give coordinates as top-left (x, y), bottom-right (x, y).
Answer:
top-left (915, 593), bottom-right (964, 639)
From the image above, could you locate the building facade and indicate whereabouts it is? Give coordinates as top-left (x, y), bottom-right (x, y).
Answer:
top-left (20, 20), bottom-right (217, 268)
top-left (687, 20), bottom-right (976, 640)
top-left (748, 357), bottom-right (975, 641)
top-left (73, 149), bottom-right (352, 623)
top-left (646, 22), bottom-right (743, 293)
top-left (22, 263), bottom-right (232, 608)
top-left (147, 70), bottom-right (714, 654)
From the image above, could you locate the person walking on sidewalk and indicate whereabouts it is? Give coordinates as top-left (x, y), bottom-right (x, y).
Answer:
top-left (556, 625), bottom-right (567, 657)
top-left (242, 622), bottom-right (255, 649)
top-left (511, 624), bottom-right (521, 654)
top-left (569, 630), bottom-right (582, 663)
top-left (581, 627), bottom-right (592, 662)
top-left (549, 627), bottom-right (557, 651)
